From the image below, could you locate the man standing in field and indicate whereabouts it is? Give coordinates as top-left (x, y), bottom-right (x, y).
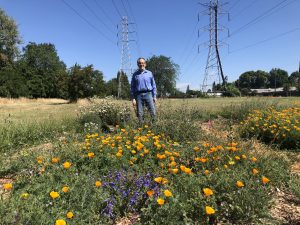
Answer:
top-left (130, 57), bottom-right (157, 124)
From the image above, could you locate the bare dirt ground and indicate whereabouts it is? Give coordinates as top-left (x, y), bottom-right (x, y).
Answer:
top-left (270, 188), bottom-right (300, 225)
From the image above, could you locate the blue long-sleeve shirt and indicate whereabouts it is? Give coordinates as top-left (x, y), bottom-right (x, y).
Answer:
top-left (130, 69), bottom-right (157, 99)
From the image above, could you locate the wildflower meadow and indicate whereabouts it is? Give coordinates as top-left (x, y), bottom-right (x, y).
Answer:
top-left (0, 97), bottom-right (299, 224)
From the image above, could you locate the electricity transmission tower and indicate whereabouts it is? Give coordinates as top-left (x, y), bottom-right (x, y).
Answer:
top-left (117, 16), bottom-right (133, 98)
top-left (201, 0), bottom-right (227, 93)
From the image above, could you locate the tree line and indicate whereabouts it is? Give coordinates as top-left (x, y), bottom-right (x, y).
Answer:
top-left (235, 69), bottom-right (300, 95)
top-left (0, 9), bottom-right (179, 101)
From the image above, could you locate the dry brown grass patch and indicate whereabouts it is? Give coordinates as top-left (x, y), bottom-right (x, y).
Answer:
top-left (0, 97), bottom-right (68, 105)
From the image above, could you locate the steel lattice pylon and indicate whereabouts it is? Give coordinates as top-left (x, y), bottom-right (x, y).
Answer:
top-left (118, 16), bottom-right (132, 98)
top-left (202, 0), bottom-right (226, 93)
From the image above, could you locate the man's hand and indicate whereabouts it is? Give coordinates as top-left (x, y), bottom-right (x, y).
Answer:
top-left (153, 97), bottom-right (157, 103)
top-left (132, 99), bottom-right (136, 107)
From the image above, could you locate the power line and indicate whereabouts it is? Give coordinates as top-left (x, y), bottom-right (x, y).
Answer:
top-left (124, 0), bottom-right (142, 56)
top-left (228, 0), bottom-right (241, 11)
top-left (80, 0), bottom-right (115, 35)
top-left (181, 46), bottom-right (208, 75)
top-left (60, 0), bottom-right (115, 44)
top-left (93, 0), bottom-right (117, 27)
top-left (112, 0), bottom-right (123, 19)
top-left (120, 0), bottom-right (130, 18)
top-left (231, 0), bottom-right (258, 20)
top-left (177, 22), bottom-right (200, 67)
top-left (229, 28), bottom-right (300, 54)
top-left (229, 0), bottom-right (294, 37)
top-left (178, 9), bottom-right (208, 71)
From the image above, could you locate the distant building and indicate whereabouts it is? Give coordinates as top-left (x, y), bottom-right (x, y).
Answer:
top-left (250, 87), bottom-right (297, 96)
top-left (250, 87), bottom-right (296, 94)
top-left (206, 92), bottom-right (223, 97)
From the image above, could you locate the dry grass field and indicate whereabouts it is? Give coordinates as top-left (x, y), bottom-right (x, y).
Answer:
top-left (0, 96), bottom-right (298, 124)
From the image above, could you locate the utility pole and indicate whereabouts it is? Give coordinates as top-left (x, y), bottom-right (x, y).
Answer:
top-left (274, 72), bottom-right (277, 95)
top-left (200, 0), bottom-right (227, 93)
top-left (117, 16), bottom-right (133, 98)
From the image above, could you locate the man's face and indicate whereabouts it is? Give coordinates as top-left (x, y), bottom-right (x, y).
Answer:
top-left (137, 59), bottom-right (146, 70)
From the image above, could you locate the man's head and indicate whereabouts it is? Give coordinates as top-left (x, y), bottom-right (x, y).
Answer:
top-left (137, 57), bottom-right (146, 71)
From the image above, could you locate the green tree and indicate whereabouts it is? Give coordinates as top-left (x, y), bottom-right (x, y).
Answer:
top-left (106, 78), bottom-right (118, 97)
top-left (146, 55), bottom-right (179, 97)
top-left (68, 64), bottom-right (106, 101)
top-left (106, 71), bottom-right (130, 99)
top-left (186, 85), bottom-right (190, 94)
top-left (91, 69), bottom-right (106, 97)
top-left (0, 65), bottom-right (28, 97)
top-left (117, 71), bottom-right (130, 99)
top-left (20, 42), bottom-right (68, 98)
top-left (237, 71), bottom-right (255, 89)
top-left (282, 82), bottom-right (291, 96)
top-left (0, 8), bottom-right (21, 68)
top-left (223, 83), bottom-right (241, 97)
top-left (289, 71), bottom-right (300, 92)
top-left (269, 68), bottom-right (289, 88)
top-left (237, 70), bottom-right (269, 89)
top-left (254, 70), bottom-right (269, 88)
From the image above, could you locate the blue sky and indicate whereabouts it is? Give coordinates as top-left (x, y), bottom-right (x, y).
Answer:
top-left (1, 0), bottom-right (299, 91)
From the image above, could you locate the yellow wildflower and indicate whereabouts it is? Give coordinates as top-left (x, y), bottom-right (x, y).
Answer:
top-left (161, 178), bottom-right (168, 184)
top-left (55, 219), bottom-right (66, 225)
top-left (251, 157), bottom-right (257, 162)
top-left (184, 167), bottom-right (192, 174)
top-left (147, 190), bottom-right (154, 197)
top-left (236, 181), bottom-right (244, 188)
top-left (164, 190), bottom-right (173, 197)
top-left (180, 165), bottom-right (186, 171)
top-left (154, 177), bottom-right (163, 183)
top-left (169, 161), bottom-right (177, 167)
top-left (116, 152), bottom-right (122, 157)
top-left (51, 157), bottom-right (60, 164)
top-left (50, 191), bottom-right (59, 199)
top-left (62, 186), bottom-right (69, 193)
top-left (157, 154), bottom-right (166, 160)
top-left (95, 181), bottom-right (102, 187)
top-left (252, 168), bottom-right (259, 175)
top-left (168, 168), bottom-right (179, 174)
top-left (157, 198), bottom-right (165, 205)
top-left (205, 206), bottom-right (215, 215)
top-left (20, 192), bottom-right (29, 199)
top-left (37, 156), bottom-right (43, 164)
top-left (63, 162), bottom-right (71, 169)
top-left (87, 152), bottom-right (95, 159)
top-left (203, 188), bottom-right (213, 196)
top-left (262, 176), bottom-right (270, 184)
top-left (3, 183), bottom-right (13, 191)
top-left (66, 211), bottom-right (74, 219)
top-left (193, 146), bottom-right (200, 152)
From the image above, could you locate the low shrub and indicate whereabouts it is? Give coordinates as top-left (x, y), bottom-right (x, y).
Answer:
top-left (240, 107), bottom-right (300, 149)
top-left (78, 97), bottom-right (131, 132)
